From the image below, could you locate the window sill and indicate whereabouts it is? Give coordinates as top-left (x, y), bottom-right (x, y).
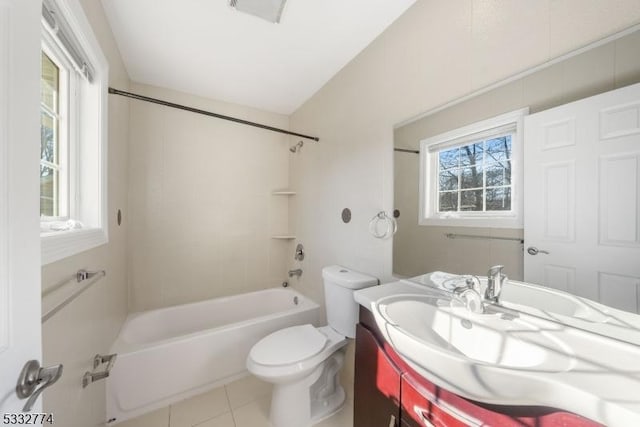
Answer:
top-left (41, 227), bottom-right (107, 265)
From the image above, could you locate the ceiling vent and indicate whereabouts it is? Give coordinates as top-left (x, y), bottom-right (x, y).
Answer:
top-left (229, 0), bottom-right (288, 24)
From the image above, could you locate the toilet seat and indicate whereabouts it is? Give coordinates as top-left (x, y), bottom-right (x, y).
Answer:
top-left (250, 324), bottom-right (328, 366)
top-left (247, 325), bottom-right (348, 384)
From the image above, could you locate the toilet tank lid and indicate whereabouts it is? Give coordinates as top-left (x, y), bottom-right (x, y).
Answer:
top-left (322, 265), bottom-right (378, 289)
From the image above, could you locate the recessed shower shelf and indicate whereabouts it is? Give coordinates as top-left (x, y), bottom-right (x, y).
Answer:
top-left (271, 235), bottom-right (297, 240)
top-left (272, 190), bottom-right (297, 195)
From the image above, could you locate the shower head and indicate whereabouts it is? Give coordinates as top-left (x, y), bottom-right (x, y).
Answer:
top-left (289, 140), bottom-right (304, 153)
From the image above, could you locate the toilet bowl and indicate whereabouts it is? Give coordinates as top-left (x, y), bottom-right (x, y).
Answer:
top-left (246, 265), bottom-right (378, 427)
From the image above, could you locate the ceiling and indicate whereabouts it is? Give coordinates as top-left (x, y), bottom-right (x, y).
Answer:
top-left (101, 0), bottom-right (416, 114)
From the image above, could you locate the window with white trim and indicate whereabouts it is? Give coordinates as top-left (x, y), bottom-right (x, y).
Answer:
top-left (40, 0), bottom-right (108, 264)
top-left (419, 108), bottom-right (528, 228)
top-left (40, 49), bottom-right (69, 219)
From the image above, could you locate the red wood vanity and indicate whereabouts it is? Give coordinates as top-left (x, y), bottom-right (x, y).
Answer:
top-left (354, 307), bottom-right (602, 427)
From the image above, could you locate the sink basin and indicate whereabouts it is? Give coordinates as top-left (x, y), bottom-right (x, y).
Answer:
top-left (384, 299), bottom-right (551, 368)
top-left (500, 281), bottom-right (612, 322)
top-left (379, 295), bottom-right (571, 369)
top-left (373, 293), bottom-right (574, 403)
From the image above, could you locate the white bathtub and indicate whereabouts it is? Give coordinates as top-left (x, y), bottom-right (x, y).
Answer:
top-left (106, 287), bottom-right (319, 424)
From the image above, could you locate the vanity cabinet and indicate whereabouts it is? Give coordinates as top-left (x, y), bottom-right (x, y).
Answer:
top-left (355, 307), bottom-right (602, 427)
top-left (354, 323), bottom-right (402, 426)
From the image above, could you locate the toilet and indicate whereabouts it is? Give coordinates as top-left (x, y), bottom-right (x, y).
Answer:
top-left (246, 265), bottom-right (378, 427)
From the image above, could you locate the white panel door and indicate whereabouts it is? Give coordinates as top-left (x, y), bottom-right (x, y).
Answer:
top-left (0, 0), bottom-right (44, 415)
top-left (524, 82), bottom-right (640, 312)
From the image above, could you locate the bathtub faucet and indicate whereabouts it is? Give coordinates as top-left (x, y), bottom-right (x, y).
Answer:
top-left (288, 269), bottom-right (303, 278)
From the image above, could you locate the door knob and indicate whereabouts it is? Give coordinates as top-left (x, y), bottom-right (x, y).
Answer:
top-left (527, 246), bottom-right (550, 256)
top-left (16, 360), bottom-right (63, 411)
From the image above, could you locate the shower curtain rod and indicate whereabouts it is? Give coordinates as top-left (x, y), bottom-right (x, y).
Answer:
top-left (108, 88), bottom-right (320, 142)
top-left (394, 148), bottom-right (419, 154)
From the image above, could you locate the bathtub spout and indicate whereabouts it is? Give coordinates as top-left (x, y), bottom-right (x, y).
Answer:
top-left (288, 269), bottom-right (302, 278)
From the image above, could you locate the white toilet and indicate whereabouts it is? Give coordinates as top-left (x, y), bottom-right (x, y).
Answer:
top-left (246, 265), bottom-right (378, 427)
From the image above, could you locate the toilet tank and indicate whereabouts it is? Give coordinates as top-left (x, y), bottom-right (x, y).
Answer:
top-left (322, 265), bottom-right (378, 338)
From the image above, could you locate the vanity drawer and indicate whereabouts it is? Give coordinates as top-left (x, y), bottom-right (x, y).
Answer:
top-left (400, 373), bottom-right (470, 427)
top-left (400, 369), bottom-right (603, 427)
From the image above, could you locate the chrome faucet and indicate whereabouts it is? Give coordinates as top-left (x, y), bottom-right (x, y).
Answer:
top-left (485, 265), bottom-right (507, 303)
top-left (288, 269), bottom-right (302, 278)
top-left (452, 276), bottom-right (484, 314)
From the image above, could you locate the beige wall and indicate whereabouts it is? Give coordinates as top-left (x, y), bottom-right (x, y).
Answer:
top-left (394, 29), bottom-right (640, 280)
top-left (42, 1), bottom-right (130, 426)
top-left (289, 0), bottom-right (640, 392)
top-left (127, 84), bottom-right (291, 311)
top-left (289, 0), bottom-right (640, 308)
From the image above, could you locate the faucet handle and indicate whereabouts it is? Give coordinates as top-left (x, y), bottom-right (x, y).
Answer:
top-left (488, 265), bottom-right (505, 276)
top-left (464, 275), bottom-right (481, 293)
top-left (453, 286), bottom-right (484, 314)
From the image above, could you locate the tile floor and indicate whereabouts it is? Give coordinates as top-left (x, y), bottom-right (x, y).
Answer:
top-left (116, 375), bottom-right (353, 427)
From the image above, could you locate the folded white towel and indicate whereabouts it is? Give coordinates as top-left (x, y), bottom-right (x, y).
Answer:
top-left (408, 271), bottom-right (460, 290)
top-left (41, 219), bottom-right (84, 232)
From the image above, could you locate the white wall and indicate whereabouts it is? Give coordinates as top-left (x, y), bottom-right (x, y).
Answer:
top-left (289, 0), bottom-right (640, 392)
top-left (42, 0), bottom-right (130, 426)
top-left (289, 0), bottom-right (640, 308)
top-left (127, 84), bottom-right (291, 311)
top-left (393, 29), bottom-right (640, 280)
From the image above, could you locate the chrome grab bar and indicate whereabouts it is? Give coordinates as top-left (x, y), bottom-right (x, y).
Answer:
top-left (41, 269), bottom-right (106, 323)
top-left (42, 268), bottom-right (106, 297)
top-left (445, 233), bottom-right (523, 243)
top-left (76, 269), bottom-right (104, 282)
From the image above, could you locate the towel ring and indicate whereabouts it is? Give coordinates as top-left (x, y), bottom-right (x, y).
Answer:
top-left (369, 211), bottom-right (397, 239)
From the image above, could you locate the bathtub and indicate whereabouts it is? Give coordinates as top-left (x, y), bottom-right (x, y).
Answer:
top-left (106, 287), bottom-right (320, 424)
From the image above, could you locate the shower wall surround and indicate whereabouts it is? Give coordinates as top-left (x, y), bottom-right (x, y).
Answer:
top-left (128, 84), bottom-right (291, 311)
